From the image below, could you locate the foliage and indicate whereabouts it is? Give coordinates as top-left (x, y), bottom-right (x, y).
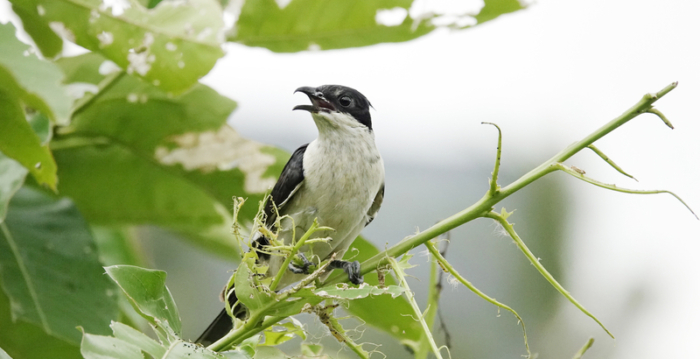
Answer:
top-left (0, 1), bottom-right (692, 359)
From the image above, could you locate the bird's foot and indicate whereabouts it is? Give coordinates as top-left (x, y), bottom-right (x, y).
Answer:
top-left (289, 253), bottom-right (314, 274)
top-left (329, 260), bottom-right (364, 285)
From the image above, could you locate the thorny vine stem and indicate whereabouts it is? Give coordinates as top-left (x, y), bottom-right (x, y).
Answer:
top-left (323, 83), bottom-right (689, 286)
top-left (484, 211), bottom-right (613, 338)
top-left (320, 82), bottom-right (693, 335)
top-left (425, 240), bottom-right (531, 357)
top-left (572, 338), bottom-right (595, 359)
top-left (389, 256), bottom-right (446, 359)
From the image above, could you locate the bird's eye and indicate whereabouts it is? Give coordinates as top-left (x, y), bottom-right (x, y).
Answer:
top-left (339, 96), bottom-right (352, 107)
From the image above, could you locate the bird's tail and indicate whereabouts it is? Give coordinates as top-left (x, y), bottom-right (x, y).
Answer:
top-left (195, 285), bottom-right (246, 345)
top-left (195, 307), bottom-right (234, 346)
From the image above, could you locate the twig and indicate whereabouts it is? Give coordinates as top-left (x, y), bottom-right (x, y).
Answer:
top-left (484, 211), bottom-right (613, 338)
top-left (425, 240), bottom-right (530, 357)
top-left (572, 338), bottom-right (595, 359)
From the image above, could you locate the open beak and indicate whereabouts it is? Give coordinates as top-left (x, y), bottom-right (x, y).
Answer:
top-left (293, 86), bottom-right (335, 113)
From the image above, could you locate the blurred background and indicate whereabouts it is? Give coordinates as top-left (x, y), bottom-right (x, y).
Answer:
top-left (2, 0), bottom-right (700, 358)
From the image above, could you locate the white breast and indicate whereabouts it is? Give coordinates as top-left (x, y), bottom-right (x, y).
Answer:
top-left (267, 117), bottom-right (384, 287)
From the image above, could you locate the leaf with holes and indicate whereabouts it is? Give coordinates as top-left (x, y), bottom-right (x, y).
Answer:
top-left (342, 236), bottom-right (423, 350)
top-left (230, 0), bottom-right (526, 53)
top-left (104, 265), bottom-right (182, 336)
top-left (11, 0), bottom-right (225, 93)
top-left (51, 53), bottom-right (288, 257)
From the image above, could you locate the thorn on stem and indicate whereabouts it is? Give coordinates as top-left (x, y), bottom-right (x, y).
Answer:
top-left (646, 107), bottom-right (674, 129)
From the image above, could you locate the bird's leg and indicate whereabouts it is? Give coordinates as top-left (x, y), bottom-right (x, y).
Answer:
top-left (328, 260), bottom-right (364, 285)
top-left (289, 253), bottom-right (314, 274)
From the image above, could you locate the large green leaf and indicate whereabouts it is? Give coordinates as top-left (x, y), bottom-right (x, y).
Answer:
top-left (0, 22), bottom-right (71, 124)
top-left (0, 187), bottom-right (119, 344)
top-left (51, 53), bottom-right (287, 256)
top-left (342, 236), bottom-right (423, 350)
top-left (104, 265), bottom-right (182, 335)
top-left (0, 289), bottom-right (80, 359)
top-left (231, 0), bottom-right (433, 52)
top-left (230, 0), bottom-right (527, 53)
top-left (11, 0), bottom-right (225, 93)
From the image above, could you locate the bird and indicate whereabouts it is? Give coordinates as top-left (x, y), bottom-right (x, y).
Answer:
top-left (196, 85), bottom-right (385, 345)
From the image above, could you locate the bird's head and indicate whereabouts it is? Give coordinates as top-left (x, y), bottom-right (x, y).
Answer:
top-left (293, 85), bottom-right (372, 131)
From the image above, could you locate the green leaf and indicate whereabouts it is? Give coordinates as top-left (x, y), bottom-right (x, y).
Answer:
top-left (0, 153), bottom-right (27, 223)
top-left (11, 3), bottom-right (63, 58)
top-left (111, 322), bottom-right (166, 358)
top-left (0, 91), bottom-right (57, 191)
top-left (231, 0), bottom-right (434, 52)
top-left (12, 0), bottom-right (225, 93)
top-left (0, 290), bottom-right (81, 359)
top-left (0, 347), bottom-right (12, 359)
top-left (474, 0), bottom-right (526, 24)
top-left (300, 343), bottom-right (323, 356)
top-left (342, 236), bottom-right (423, 349)
top-left (260, 318), bottom-right (305, 346)
top-left (234, 255), bottom-right (274, 313)
top-left (0, 22), bottom-right (71, 124)
top-left (230, 0), bottom-right (527, 53)
top-left (51, 53), bottom-right (288, 256)
top-left (82, 319), bottom-right (246, 359)
top-left (0, 187), bottom-right (119, 345)
top-left (252, 347), bottom-right (288, 359)
top-left (80, 330), bottom-right (144, 359)
top-left (293, 284), bottom-right (404, 300)
top-left (104, 265), bottom-right (182, 335)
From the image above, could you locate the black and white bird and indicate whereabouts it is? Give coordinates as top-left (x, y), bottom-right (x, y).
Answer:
top-left (196, 85), bottom-right (385, 345)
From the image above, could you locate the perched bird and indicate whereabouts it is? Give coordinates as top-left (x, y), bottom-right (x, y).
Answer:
top-left (196, 85), bottom-right (385, 345)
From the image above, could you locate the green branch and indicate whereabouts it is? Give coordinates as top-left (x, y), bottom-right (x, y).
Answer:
top-left (572, 338), bottom-right (595, 359)
top-left (482, 122), bottom-right (503, 196)
top-left (322, 83), bottom-right (684, 289)
top-left (425, 240), bottom-right (530, 357)
top-left (554, 163), bottom-right (697, 219)
top-left (389, 256), bottom-right (445, 359)
top-left (484, 211), bottom-right (614, 338)
top-left (586, 145), bottom-right (637, 181)
top-left (207, 254), bottom-right (335, 351)
top-left (270, 219), bottom-right (332, 291)
top-left (310, 304), bottom-right (370, 359)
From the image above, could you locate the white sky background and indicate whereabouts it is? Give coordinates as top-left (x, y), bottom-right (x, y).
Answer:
top-left (204, 0), bottom-right (700, 357)
top-left (1, 0), bottom-right (698, 357)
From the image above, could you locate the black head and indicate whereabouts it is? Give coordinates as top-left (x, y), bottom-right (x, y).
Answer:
top-left (293, 85), bottom-right (373, 130)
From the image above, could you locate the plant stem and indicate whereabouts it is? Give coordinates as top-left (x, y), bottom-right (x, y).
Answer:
top-left (554, 163), bottom-right (696, 218)
top-left (485, 211), bottom-right (613, 338)
top-left (482, 122), bottom-right (503, 196)
top-left (415, 244), bottom-right (442, 359)
top-left (572, 338), bottom-right (595, 359)
top-left (586, 144), bottom-right (637, 181)
top-left (321, 82), bottom-right (680, 287)
top-left (425, 240), bottom-right (530, 358)
top-left (269, 219), bottom-right (329, 291)
top-left (208, 254), bottom-right (335, 351)
top-left (388, 256), bottom-right (444, 359)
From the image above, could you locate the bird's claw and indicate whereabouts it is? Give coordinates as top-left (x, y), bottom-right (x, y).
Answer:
top-left (329, 259), bottom-right (364, 285)
top-left (288, 253), bottom-right (314, 274)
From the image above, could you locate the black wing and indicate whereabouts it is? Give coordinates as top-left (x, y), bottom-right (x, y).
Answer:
top-left (264, 144), bottom-right (307, 225)
top-left (365, 183), bottom-right (384, 226)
